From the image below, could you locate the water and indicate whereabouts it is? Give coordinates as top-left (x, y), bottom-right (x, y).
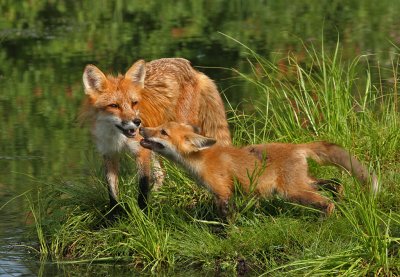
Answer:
top-left (0, 1), bottom-right (399, 275)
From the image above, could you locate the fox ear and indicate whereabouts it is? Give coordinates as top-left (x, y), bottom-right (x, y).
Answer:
top-left (125, 59), bottom-right (146, 88)
top-left (83, 65), bottom-right (107, 93)
top-left (185, 133), bottom-right (216, 152)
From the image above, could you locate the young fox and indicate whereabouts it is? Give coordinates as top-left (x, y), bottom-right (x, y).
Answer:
top-left (80, 58), bottom-right (231, 211)
top-left (139, 122), bottom-right (378, 217)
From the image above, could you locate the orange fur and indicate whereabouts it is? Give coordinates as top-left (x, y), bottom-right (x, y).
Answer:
top-left (140, 122), bottom-right (378, 217)
top-left (80, 58), bottom-right (231, 212)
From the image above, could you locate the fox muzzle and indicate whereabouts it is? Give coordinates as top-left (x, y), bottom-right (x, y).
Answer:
top-left (115, 119), bottom-right (141, 138)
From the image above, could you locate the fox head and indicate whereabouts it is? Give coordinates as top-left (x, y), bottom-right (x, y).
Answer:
top-left (139, 122), bottom-right (216, 160)
top-left (82, 60), bottom-right (147, 138)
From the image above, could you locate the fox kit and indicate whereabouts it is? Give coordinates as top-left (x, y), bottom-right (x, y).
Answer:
top-left (80, 58), bottom-right (231, 211)
top-left (139, 122), bottom-right (378, 217)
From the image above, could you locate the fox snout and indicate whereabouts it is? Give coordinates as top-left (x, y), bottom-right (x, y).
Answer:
top-left (138, 126), bottom-right (148, 138)
top-left (138, 127), bottom-right (153, 141)
top-left (138, 126), bottom-right (157, 140)
top-left (139, 127), bottom-right (166, 151)
top-left (116, 118), bottom-right (142, 138)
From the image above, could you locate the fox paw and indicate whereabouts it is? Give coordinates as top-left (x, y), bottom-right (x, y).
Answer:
top-left (326, 203), bottom-right (335, 216)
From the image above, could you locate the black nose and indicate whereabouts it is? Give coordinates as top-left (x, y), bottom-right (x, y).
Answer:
top-left (133, 118), bottom-right (141, 126)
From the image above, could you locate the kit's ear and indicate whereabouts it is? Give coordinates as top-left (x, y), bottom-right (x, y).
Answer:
top-left (83, 64), bottom-right (108, 93)
top-left (184, 133), bottom-right (216, 153)
top-left (125, 59), bottom-right (146, 88)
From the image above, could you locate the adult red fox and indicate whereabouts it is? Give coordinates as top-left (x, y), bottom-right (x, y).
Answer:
top-left (80, 58), bottom-right (231, 211)
top-left (139, 122), bottom-right (378, 217)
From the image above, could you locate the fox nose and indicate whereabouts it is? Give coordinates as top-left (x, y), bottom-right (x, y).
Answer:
top-left (133, 118), bottom-right (141, 126)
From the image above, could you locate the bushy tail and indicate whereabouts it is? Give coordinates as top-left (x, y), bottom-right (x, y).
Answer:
top-left (305, 141), bottom-right (379, 193)
top-left (197, 73), bottom-right (232, 146)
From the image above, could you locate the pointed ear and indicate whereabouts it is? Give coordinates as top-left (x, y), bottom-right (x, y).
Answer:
top-left (83, 64), bottom-right (107, 93)
top-left (185, 133), bottom-right (216, 152)
top-left (125, 59), bottom-right (146, 88)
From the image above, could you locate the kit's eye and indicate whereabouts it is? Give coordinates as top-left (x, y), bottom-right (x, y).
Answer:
top-left (132, 101), bottom-right (138, 106)
top-left (161, 129), bottom-right (168, 136)
top-left (108, 104), bottom-right (119, 108)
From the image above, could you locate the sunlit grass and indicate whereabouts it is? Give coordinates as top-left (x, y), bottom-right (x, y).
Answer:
top-left (28, 40), bottom-right (400, 275)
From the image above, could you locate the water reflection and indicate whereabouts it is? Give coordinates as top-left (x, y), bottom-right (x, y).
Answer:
top-left (0, 229), bottom-right (35, 276)
top-left (0, 186), bottom-right (35, 276)
top-left (0, 0), bottom-right (399, 275)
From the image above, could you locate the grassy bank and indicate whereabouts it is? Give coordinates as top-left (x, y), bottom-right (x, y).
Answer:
top-left (28, 42), bottom-right (399, 275)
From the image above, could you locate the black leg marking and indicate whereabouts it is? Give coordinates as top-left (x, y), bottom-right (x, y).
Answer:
top-left (138, 176), bottom-right (150, 210)
top-left (314, 178), bottom-right (343, 199)
top-left (216, 198), bottom-right (230, 221)
top-left (106, 185), bottom-right (126, 219)
top-left (105, 194), bottom-right (126, 220)
top-left (108, 190), bottom-right (118, 208)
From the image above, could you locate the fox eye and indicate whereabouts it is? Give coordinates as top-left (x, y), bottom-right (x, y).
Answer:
top-left (132, 101), bottom-right (138, 106)
top-left (160, 129), bottom-right (168, 136)
top-left (108, 104), bottom-right (119, 108)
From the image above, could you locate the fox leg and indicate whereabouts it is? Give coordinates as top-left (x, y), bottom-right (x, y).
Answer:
top-left (213, 183), bottom-right (233, 219)
top-left (151, 154), bottom-right (165, 191)
top-left (285, 187), bottom-right (335, 215)
top-left (136, 148), bottom-right (152, 210)
top-left (215, 197), bottom-right (230, 219)
top-left (313, 178), bottom-right (343, 199)
top-left (104, 154), bottom-right (120, 208)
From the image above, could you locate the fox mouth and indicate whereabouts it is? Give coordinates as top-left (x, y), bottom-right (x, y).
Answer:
top-left (115, 125), bottom-right (136, 138)
top-left (140, 139), bottom-right (165, 150)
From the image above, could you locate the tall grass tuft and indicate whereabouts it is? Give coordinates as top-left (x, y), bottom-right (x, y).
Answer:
top-left (226, 35), bottom-right (399, 275)
top-left (29, 38), bottom-right (399, 275)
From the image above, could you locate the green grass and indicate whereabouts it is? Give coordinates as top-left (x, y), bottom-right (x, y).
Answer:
top-left (28, 41), bottom-right (400, 275)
